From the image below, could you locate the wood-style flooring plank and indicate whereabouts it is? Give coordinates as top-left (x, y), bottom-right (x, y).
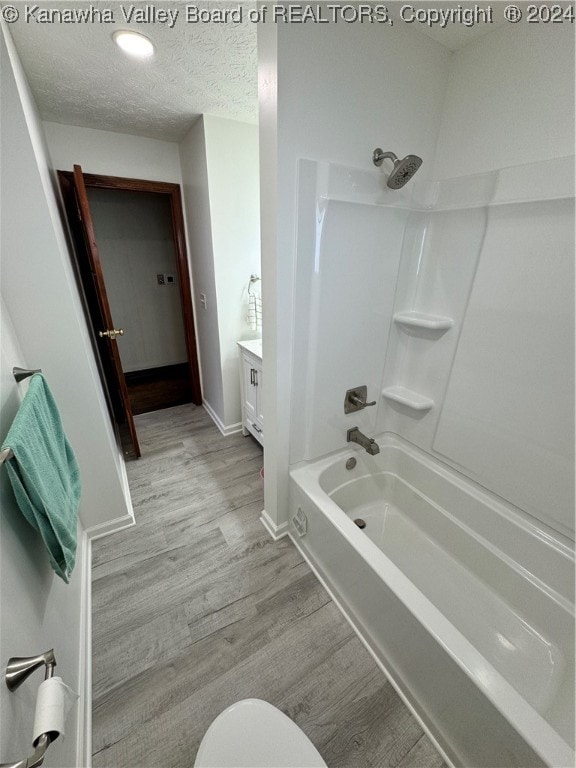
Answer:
top-left (92, 404), bottom-right (446, 768)
top-left (397, 735), bottom-right (448, 768)
top-left (92, 606), bottom-right (193, 701)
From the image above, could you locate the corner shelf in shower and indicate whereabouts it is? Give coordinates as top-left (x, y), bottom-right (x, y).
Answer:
top-left (382, 386), bottom-right (434, 411)
top-left (393, 311), bottom-right (453, 331)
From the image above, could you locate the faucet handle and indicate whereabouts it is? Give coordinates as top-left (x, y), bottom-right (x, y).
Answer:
top-left (344, 386), bottom-right (377, 414)
top-left (349, 393), bottom-right (376, 408)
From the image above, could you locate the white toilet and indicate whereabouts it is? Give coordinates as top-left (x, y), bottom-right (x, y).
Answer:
top-left (194, 699), bottom-right (328, 767)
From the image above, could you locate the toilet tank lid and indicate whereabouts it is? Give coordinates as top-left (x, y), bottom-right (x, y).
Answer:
top-left (194, 698), bottom-right (327, 768)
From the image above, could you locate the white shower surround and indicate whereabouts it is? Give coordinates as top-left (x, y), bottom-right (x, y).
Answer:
top-left (289, 436), bottom-right (574, 768)
top-left (285, 157), bottom-right (575, 767)
top-left (291, 156), bottom-right (575, 539)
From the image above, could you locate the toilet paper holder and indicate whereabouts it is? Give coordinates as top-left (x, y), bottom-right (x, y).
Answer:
top-left (6, 649), bottom-right (56, 692)
top-left (1, 650), bottom-right (57, 768)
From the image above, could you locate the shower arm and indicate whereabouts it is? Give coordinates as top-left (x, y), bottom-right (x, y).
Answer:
top-left (372, 149), bottom-right (398, 167)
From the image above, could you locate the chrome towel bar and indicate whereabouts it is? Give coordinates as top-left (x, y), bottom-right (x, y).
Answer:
top-left (0, 368), bottom-right (42, 466)
top-left (13, 368), bottom-right (42, 383)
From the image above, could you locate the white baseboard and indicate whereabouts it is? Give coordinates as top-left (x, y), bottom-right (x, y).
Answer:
top-left (260, 509), bottom-right (289, 540)
top-left (117, 443), bottom-right (134, 506)
top-left (87, 445), bottom-right (135, 541)
top-left (77, 452), bottom-right (135, 764)
top-left (79, 462), bottom-right (134, 762)
top-left (77, 531), bottom-right (92, 767)
top-left (202, 400), bottom-right (242, 436)
top-left (86, 513), bottom-right (135, 541)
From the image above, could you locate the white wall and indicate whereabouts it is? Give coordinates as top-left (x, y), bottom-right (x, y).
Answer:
top-left (0, 24), bottom-right (137, 765)
top-left (1, 300), bottom-right (87, 768)
top-left (88, 189), bottom-right (188, 372)
top-left (178, 118), bottom-right (224, 421)
top-left (434, 23), bottom-right (575, 179)
top-left (1, 25), bottom-right (132, 534)
top-left (261, 20), bottom-right (451, 528)
top-left (179, 115), bottom-right (261, 433)
top-left (204, 115), bottom-right (261, 428)
top-left (43, 121), bottom-right (183, 183)
top-left (0, 300), bottom-right (88, 768)
top-left (257, 21), bottom-right (279, 527)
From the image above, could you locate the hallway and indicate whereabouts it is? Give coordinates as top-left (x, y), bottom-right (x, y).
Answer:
top-left (91, 405), bottom-right (445, 767)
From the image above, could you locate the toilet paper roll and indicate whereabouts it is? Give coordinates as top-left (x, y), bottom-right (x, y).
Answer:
top-left (32, 676), bottom-right (78, 746)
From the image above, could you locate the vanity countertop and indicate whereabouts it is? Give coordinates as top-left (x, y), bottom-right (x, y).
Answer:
top-left (238, 339), bottom-right (262, 360)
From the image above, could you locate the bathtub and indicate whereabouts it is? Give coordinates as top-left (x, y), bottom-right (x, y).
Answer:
top-left (289, 435), bottom-right (574, 768)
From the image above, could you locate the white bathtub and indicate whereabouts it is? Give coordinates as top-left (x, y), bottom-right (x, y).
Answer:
top-left (289, 435), bottom-right (574, 768)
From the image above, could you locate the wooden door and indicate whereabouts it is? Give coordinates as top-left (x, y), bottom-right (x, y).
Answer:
top-left (59, 165), bottom-right (141, 458)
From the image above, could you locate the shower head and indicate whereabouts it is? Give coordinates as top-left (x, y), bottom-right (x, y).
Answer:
top-left (372, 149), bottom-right (423, 189)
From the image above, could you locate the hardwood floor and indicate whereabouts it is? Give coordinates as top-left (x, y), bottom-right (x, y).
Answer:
top-left (125, 363), bottom-right (193, 415)
top-left (91, 405), bottom-right (446, 768)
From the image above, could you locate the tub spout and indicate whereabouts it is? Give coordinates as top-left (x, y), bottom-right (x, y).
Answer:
top-left (347, 427), bottom-right (380, 455)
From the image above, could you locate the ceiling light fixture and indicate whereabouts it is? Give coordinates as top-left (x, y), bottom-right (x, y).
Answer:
top-left (112, 30), bottom-right (155, 58)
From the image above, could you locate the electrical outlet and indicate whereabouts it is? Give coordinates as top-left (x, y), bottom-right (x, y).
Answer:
top-left (157, 274), bottom-right (165, 285)
top-left (200, 293), bottom-right (207, 309)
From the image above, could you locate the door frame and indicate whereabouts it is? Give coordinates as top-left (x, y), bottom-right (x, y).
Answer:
top-left (58, 171), bottom-right (203, 414)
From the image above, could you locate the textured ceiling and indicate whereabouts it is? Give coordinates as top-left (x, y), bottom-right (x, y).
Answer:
top-left (8, 1), bottom-right (258, 141)
top-left (7, 1), bottom-right (506, 141)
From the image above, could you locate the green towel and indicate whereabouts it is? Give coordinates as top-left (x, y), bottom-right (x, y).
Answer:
top-left (1, 374), bottom-right (81, 582)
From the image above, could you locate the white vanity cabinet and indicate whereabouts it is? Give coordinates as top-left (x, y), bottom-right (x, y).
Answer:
top-left (238, 339), bottom-right (263, 446)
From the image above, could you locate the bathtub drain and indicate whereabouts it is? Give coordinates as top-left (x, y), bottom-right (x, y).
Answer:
top-left (354, 518), bottom-right (367, 529)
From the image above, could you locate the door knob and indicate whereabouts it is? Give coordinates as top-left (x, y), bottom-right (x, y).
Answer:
top-left (99, 328), bottom-right (124, 339)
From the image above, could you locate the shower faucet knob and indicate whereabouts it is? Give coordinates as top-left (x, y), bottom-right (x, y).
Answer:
top-left (350, 393), bottom-right (376, 408)
top-left (344, 386), bottom-right (377, 414)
